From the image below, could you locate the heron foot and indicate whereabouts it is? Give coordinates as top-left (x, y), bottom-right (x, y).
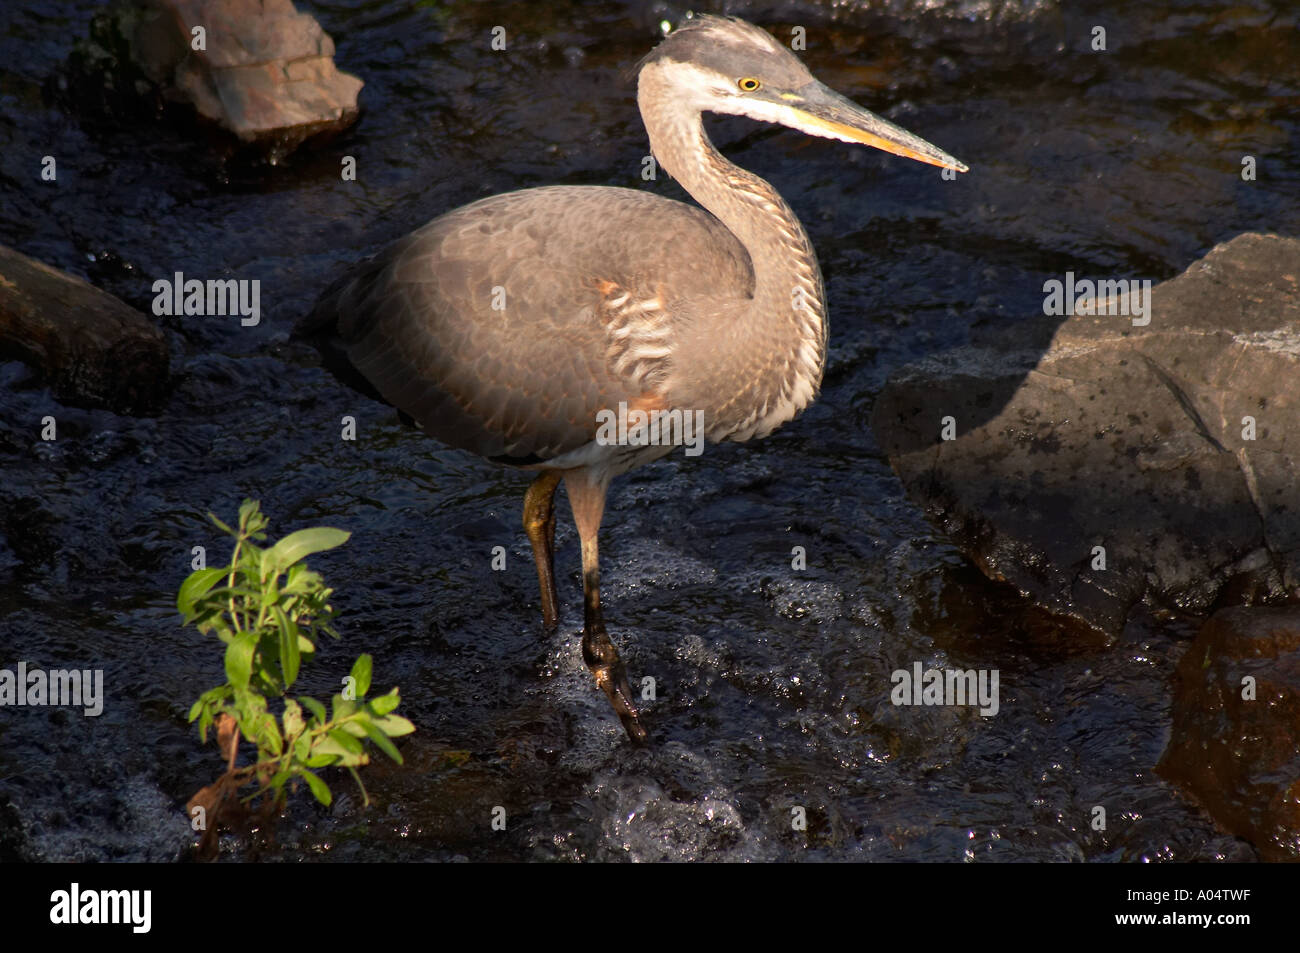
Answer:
top-left (583, 622), bottom-right (648, 744)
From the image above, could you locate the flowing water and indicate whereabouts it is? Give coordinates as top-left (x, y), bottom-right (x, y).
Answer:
top-left (0, 0), bottom-right (1296, 861)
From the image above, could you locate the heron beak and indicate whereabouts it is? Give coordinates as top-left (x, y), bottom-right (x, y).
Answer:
top-left (776, 82), bottom-right (968, 173)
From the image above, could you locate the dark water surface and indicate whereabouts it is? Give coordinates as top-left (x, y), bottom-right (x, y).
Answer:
top-left (0, 0), bottom-right (1296, 860)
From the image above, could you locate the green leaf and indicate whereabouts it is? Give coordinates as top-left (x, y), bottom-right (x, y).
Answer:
top-left (240, 544), bottom-right (264, 577)
top-left (312, 738), bottom-right (349, 758)
top-left (177, 567), bottom-right (230, 619)
top-left (282, 698), bottom-right (304, 738)
top-left (274, 605), bottom-right (301, 687)
top-left (208, 511), bottom-right (235, 537)
top-left (350, 654), bottom-right (372, 698)
top-left (369, 690), bottom-right (401, 716)
top-left (372, 714), bottom-right (416, 738)
top-left (325, 728), bottom-right (364, 755)
top-left (264, 528), bottom-right (350, 573)
top-left (234, 690), bottom-right (267, 731)
top-left (259, 713), bottom-right (283, 756)
top-left (190, 608), bottom-right (230, 640)
top-left (299, 696), bottom-right (327, 723)
top-left (224, 631), bottom-right (258, 689)
top-left (338, 717), bottom-right (369, 738)
top-left (281, 563), bottom-right (318, 596)
top-left (360, 719), bottom-right (403, 764)
top-left (299, 768), bottom-right (332, 806)
top-left (260, 575), bottom-right (280, 609)
top-left (202, 586), bottom-right (265, 603)
top-left (238, 499), bottom-right (264, 534)
top-left (332, 695), bottom-right (358, 721)
top-left (313, 736), bottom-right (367, 768)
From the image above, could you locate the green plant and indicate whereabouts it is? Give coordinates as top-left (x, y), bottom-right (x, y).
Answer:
top-left (178, 500), bottom-right (413, 853)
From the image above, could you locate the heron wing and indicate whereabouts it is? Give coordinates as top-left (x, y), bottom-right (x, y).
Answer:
top-left (301, 185), bottom-right (752, 463)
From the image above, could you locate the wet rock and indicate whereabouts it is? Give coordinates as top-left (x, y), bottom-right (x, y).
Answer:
top-left (872, 232), bottom-right (1300, 638)
top-left (65, 0), bottom-right (362, 160)
top-left (0, 244), bottom-right (168, 414)
top-left (1157, 606), bottom-right (1300, 861)
top-left (0, 793), bottom-right (31, 863)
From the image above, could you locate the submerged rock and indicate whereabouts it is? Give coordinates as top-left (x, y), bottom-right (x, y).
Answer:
top-left (1158, 606), bottom-right (1300, 861)
top-left (0, 244), bottom-right (168, 414)
top-left (873, 232), bottom-right (1300, 638)
top-left (65, 0), bottom-right (362, 161)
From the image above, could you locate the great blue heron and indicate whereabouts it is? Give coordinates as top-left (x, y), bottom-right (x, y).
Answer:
top-left (299, 15), bottom-right (967, 742)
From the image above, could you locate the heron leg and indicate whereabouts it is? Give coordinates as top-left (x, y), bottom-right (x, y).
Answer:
top-left (523, 470), bottom-right (562, 631)
top-left (564, 470), bottom-right (648, 744)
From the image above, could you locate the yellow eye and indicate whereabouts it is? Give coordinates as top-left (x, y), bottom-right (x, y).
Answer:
top-left (737, 77), bottom-right (761, 92)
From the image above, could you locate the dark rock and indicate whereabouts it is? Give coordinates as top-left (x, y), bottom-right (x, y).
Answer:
top-left (65, 0), bottom-right (362, 161)
top-left (873, 232), bottom-right (1300, 638)
top-left (1158, 606), bottom-right (1300, 861)
top-left (0, 244), bottom-right (169, 415)
top-left (0, 792), bottom-right (31, 863)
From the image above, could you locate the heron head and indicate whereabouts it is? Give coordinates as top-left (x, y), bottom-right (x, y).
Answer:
top-left (638, 15), bottom-right (968, 174)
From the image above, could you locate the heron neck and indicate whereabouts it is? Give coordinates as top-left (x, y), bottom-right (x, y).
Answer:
top-left (638, 82), bottom-right (828, 434)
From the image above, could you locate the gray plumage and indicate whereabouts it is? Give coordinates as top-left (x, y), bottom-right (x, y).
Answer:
top-left (304, 185), bottom-right (754, 465)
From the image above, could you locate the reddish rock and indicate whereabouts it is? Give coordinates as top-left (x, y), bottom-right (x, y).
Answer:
top-left (69, 0), bottom-right (363, 160)
top-left (1158, 606), bottom-right (1300, 861)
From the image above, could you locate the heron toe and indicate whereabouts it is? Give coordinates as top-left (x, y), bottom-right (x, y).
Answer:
top-left (582, 622), bottom-right (648, 744)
